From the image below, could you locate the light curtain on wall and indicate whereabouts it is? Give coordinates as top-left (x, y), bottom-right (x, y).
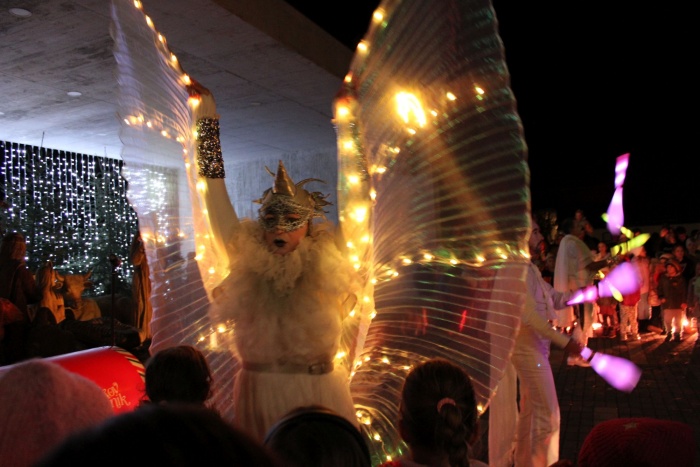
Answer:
top-left (0, 140), bottom-right (175, 295)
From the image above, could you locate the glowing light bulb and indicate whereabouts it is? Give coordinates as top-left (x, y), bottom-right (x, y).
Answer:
top-left (353, 206), bottom-right (367, 222)
top-left (337, 106), bottom-right (349, 118)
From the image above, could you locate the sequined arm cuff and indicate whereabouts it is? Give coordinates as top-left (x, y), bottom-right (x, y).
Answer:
top-left (196, 118), bottom-right (225, 179)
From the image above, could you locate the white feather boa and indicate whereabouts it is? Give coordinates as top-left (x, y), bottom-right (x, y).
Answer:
top-left (210, 220), bottom-right (358, 365)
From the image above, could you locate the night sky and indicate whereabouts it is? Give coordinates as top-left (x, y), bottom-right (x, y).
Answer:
top-left (284, 1), bottom-right (696, 228)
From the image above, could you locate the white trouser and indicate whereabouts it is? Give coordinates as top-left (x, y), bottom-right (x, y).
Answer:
top-left (511, 350), bottom-right (560, 467)
top-left (488, 363), bottom-right (517, 467)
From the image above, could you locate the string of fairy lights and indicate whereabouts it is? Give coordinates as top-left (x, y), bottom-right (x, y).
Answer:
top-left (119, 1), bottom-right (530, 464)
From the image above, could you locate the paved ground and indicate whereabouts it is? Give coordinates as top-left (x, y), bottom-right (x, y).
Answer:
top-left (476, 325), bottom-right (700, 466)
top-left (551, 326), bottom-right (700, 465)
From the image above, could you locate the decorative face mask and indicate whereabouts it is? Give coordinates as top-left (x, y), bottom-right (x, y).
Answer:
top-left (255, 160), bottom-right (332, 232)
top-left (259, 197), bottom-right (313, 233)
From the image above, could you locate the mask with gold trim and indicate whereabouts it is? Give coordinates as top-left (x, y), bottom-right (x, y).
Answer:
top-left (255, 161), bottom-right (332, 233)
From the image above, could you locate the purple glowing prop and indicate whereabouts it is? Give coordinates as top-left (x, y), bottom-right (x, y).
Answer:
top-left (580, 346), bottom-right (642, 393)
top-left (606, 153), bottom-right (629, 236)
top-left (567, 262), bottom-right (640, 305)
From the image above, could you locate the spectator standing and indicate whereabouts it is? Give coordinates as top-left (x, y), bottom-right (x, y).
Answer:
top-left (573, 209), bottom-right (587, 232)
top-left (672, 244), bottom-right (696, 284)
top-left (686, 229), bottom-right (699, 258)
top-left (674, 226), bottom-right (689, 252)
top-left (657, 226), bottom-right (677, 255)
top-left (593, 242), bottom-right (611, 275)
top-left (593, 242), bottom-right (611, 276)
top-left (647, 257), bottom-right (666, 334)
top-left (633, 245), bottom-right (652, 332)
top-left (658, 259), bottom-right (687, 342)
top-left (592, 241), bottom-right (612, 328)
top-left (596, 293), bottom-right (618, 339)
top-left (619, 268), bottom-right (642, 341)
top-left (0, 232), bottom-right (42, 364)
top-left (686, 263), bottom-right (700, 323)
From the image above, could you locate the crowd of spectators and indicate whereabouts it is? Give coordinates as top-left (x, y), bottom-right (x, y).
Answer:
top-left (533, 210), bottom-right (699, 341)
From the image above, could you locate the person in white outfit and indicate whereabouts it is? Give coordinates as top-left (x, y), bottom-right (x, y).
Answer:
top-left (187, 81), bottom-right (360, 441)
top-left (489, 220), bottom-right (586, 467)
top-left (553, 217), bottom-right (610, 366)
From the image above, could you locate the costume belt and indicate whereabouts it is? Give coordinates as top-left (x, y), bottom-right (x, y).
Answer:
top-left (242, 360), bottom-right (334, 375)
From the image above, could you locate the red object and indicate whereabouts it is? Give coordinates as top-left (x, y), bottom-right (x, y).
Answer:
top-left (578, 417), bottom-right (695, 466)
top-left (44, 346), bottom-right (146, 414)
top-left (0, 298), bottom-right (23, 325)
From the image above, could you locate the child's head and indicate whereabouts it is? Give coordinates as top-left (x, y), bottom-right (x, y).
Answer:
top-left (672, 244), bottom-right (686, 261)
top-left (398, 358), bottom-right (479, 467)
top-left (144, 345), bottom-right (212, 405)
top-left (665, 259), bottom-right (682, 278)
top-left (263, 405), bottom-right (370, 467)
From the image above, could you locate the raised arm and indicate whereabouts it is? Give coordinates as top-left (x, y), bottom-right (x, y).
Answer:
top-left (188, 80), bottom-right (239, 268)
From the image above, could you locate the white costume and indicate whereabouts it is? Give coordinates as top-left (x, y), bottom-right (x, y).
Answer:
top-left (490, 262), bottom-right (572, 467)
top-left (111, 0), bottom-right (533, 458)
top-left (211, 221), bottom-right (358, 440)
top-left (194, 96), bottom-right (358, 441)
top-left (553, 233), bottom-right (595, 342)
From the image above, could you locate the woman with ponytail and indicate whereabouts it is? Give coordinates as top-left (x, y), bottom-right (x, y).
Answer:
top-left (380, 358), bottom-right (487, 467)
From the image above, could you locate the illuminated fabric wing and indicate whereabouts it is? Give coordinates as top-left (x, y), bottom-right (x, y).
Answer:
top-left (333, 0), bottom-right (531, 461)
top-left (111, 0), bottom-right (530, 453)
top-left (111, 0), bottom-right (236, 418)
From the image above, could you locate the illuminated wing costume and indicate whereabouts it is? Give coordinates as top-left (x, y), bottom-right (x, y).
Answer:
top-left (112, 0), bottom-right (530, 462)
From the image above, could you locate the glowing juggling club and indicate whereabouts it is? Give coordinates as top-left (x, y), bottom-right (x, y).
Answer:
top-left (601, 213), bottom-right (650, 257)
top-left (610, 232), bottom-right (650, 257)
top-left (580, 346), bottom-right (642, 393)
top-left (567, 261), bottom-right (640, 305)
top-left (606, 152), bottom-right (629, 236)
